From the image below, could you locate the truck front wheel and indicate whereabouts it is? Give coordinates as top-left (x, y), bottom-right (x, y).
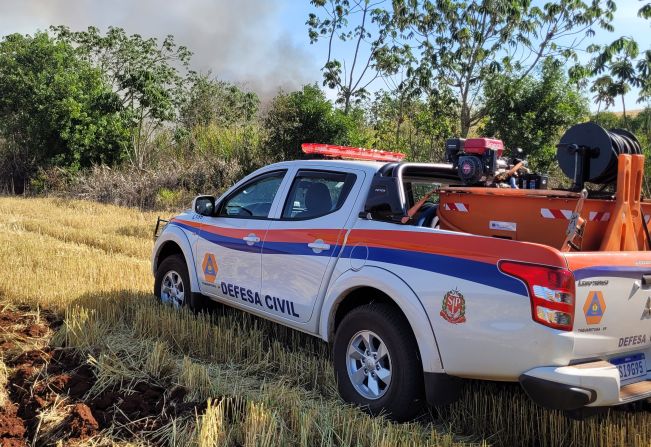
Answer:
top-left (154, 254), bottom-right (207, 312)
top-left (333, 303), bottom-right (424, 421)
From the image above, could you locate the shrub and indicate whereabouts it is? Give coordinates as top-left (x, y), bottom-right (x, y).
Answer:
top-left (66, 154), bottom-right (246, 210)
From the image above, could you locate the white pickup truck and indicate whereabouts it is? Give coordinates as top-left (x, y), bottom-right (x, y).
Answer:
top-left (152, 156), bottom-right (651, 420)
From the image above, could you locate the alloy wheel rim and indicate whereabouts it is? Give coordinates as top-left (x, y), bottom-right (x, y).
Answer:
top-left (160, 270), bottom-right (184, 308)
top-left (346, 330), bottom-right (392, 400)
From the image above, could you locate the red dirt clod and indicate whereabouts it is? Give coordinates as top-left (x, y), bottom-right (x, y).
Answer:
top-left (48, 373), bottom-right (72, 393)
top-left (1, 440), bottom-right (28, 447)
top-left (24, 324), bottom-right (47, 338)
top-left (0, 403), bottom-right (27, 443)
top-left (67, 403), bottom-right (99, 439)
top-left (9, 365), bottom-right (36, 397)
top-left (8, 349), bottom-right (52, 368)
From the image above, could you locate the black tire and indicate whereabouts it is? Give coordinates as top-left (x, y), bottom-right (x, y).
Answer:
top-left (333, 302), bottom-right (424, 421)
top-left (154, 254), bottom-right (208, 312)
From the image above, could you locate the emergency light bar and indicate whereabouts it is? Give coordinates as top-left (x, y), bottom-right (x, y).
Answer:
top-left (302, 143), bottom-right (406, 162)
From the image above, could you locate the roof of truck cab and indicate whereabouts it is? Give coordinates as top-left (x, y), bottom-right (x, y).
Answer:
top-left (264, 159), bottom-right (387, 174)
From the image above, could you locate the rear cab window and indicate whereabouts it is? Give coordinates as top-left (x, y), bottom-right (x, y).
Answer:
top-left (281, 170), bottom-right (356, 220)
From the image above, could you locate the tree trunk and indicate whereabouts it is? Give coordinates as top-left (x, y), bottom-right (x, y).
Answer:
top-left (344, 95), bottom-right (351, 115)
top-left (395, 97), bottom-right (404, 146)
top-left (621, 95), bottom-right (627, 127)
top-left (460, 106), bottom-right (471, 138)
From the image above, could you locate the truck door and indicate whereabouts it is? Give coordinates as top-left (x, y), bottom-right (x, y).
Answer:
top-left (261, 168), bottom-right (365, 323)
top-left (195, 170), bottom-right (288, 309)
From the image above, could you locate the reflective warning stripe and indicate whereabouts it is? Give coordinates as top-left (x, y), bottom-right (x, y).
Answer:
top-left (443, 203), bottom-right (470, 212)
top-left (542, 209), bottom-right (612, 221)
top-left (540, 208), bottom-right (573, 220)
top-left (588, 211), bottom-right (610, 222)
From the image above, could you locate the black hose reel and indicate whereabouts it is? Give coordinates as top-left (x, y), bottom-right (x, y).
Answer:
top-left (556, 122), bottom-right (642, 191)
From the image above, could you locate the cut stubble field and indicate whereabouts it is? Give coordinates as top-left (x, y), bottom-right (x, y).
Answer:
top-left (0, 196), bottom-right (649, 446)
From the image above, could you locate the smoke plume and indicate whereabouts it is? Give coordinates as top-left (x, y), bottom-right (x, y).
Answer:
top-left (0, 0), bottom-right (318, 100)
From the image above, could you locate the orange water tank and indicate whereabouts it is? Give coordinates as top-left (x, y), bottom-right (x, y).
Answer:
top-left (438, 186), bottom-right (651, 251)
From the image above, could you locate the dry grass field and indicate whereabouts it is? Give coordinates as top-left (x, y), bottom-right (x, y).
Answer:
top-left (0, 196), bottom-right (650, 446)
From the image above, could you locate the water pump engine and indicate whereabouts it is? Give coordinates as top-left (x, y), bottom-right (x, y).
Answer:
top-left (446, 138), bottom-right (505, 185)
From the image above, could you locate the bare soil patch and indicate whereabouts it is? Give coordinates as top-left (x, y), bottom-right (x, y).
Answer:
top-left (0, 305), bottom-right (209, 445)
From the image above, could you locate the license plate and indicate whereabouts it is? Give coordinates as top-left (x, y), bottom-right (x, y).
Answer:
top-left (611, 353), bottom-right (647, 384)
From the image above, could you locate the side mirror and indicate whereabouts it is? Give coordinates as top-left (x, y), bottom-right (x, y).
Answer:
top-left (193, 195), bottom-right (216, 216)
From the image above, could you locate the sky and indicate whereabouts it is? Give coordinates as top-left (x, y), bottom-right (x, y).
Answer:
top-left (0, 0), bottom-right (648, 111)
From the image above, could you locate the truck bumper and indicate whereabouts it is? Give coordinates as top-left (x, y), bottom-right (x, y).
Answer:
top-left (520, 360), bottom-right (651, 410)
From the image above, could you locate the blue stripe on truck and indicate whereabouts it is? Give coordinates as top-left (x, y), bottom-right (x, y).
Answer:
top-left (170, 221), bottom-right (528, 296)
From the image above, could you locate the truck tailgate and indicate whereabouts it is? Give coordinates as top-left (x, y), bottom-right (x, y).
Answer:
top-left (566, 252), bottom-right (651, 362)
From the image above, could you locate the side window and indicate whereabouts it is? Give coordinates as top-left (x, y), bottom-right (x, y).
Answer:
top-left (282, 170), bottom-right (356, 220)
top-left (219, 171), bottom-right (286, 218)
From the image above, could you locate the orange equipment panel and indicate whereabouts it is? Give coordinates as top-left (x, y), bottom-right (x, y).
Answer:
top-left (438, 155), bottom-right (650, 252)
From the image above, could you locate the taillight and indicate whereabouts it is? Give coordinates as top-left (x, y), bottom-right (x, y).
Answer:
top-left (499, 260), bottom-right (575, 331)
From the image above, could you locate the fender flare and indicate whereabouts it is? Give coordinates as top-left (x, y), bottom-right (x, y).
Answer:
top-left (152, 225), bottom-right (201, 293)
top-left (319, 266), bottom-right (444, 373)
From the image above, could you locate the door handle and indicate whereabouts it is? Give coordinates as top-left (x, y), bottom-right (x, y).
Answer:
top-left (308, 239), bottom-right (330, 253)
top-left (243, 233), bottom-right (260, 245)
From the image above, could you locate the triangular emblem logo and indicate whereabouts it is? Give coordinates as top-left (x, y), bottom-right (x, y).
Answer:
top-left (204, 256), bottom-right (216, 276)
top-left (586, 292), bottom-right (603, 317)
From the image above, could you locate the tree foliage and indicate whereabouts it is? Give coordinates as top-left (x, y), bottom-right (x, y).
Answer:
top-left (583, 2), bottom-right (651, 115)
top-left (262, 84), bottom-right (369, 161)
top-left (391, 0), bottom-right (615, 137)
top-left (591, 108), bottom-right (651, 155)
top-left (589, 37), bottom-right (640, 119)
top-left (180, 74), bottom-right (259, 130)
top-left (0, 32), bottom-right (129, 190)
top-left (307, 0), bottom-right (404, 113)
top-left (368, 88), bottom-right (458, 161)
top-left (51, 26), bottom-right (193, 167)
top-left (482, 59), bottom-right (589, 170)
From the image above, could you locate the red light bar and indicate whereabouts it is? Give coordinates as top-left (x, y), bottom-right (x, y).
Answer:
top-left (302, 143), bottom-right (405, 162)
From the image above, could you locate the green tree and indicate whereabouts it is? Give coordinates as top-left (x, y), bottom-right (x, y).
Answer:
top-left (391, 0), bottom-right (615, 137)
top-left (52, 26), bottom-right (192, 168)
top-left (590, 111), bottom-right (624, 130)
top-left (176, 74), bottom-right (262, 171)
top-left (262, 84), bottom-right (368, 161)
top-left (368, 89), bottom-right (458, 161)
top-left (583, 2), bottom-right (651, 109)
top-left (0, 32), bottom-right (129, 191)
top-left (590, 75), bottom-right (617, 113)
top-left (179, 74), bottom-right (259, 130)
top-left (591, 37), bottom-right (640, 123)
top-left (482, 59), bottom-right (589, 170)
top-left (637, 50), bottom-right (651, 103)
top-left (307, 0), bottom-right (403, 113)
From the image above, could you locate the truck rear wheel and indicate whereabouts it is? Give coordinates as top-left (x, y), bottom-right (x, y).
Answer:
top-left (333, 303), bottom-right (424, 421)
top-left (154, 254), bottom-right (206, 312)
